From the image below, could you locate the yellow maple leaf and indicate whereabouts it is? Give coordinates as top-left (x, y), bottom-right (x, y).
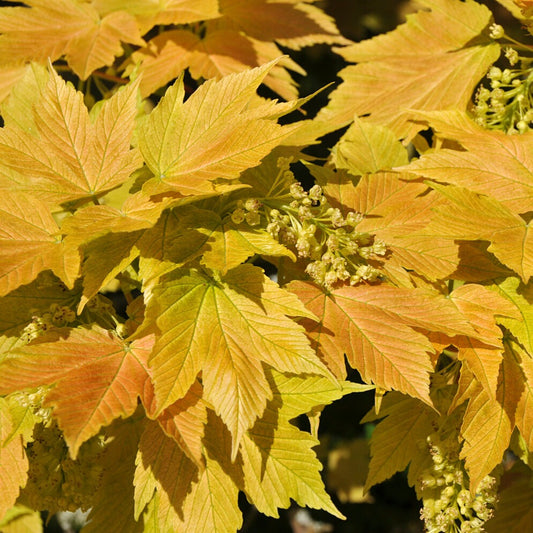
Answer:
top-left (140, 265), bottom-right (330, 454)
top-left (0, 191), bottom-right (79, 296)
top-left (315, 0), bottom-right (499, 140)
top-left (289, 281), bottom-right (477, 403)
top-left (0, 327), bottom-right (155, 458)
top-left (0, 68), bottom-right (142, 207)
top-left (0, 0), bottom-right (144, 79)
top-left (399, 110), bottom-right (533, 214)
top-left (137, 61), bottom-right (302, 198)
top-left (0, 399), bottom-right (29, 520)
top-left (93, 0), bottom-right (220, 33)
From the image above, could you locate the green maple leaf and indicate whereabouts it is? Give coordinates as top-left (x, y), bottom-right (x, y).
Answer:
top-left (0, 326), bottom-right (155, 457)
top-left (140, 264), bottom-right (330, 454)
top-left (0, 68), bottom-right (142, 206)
top-left (315, 0), bottom-right (499, 140)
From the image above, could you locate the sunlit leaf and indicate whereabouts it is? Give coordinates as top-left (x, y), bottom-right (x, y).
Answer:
top-left (316, 0), bottom-right (499, 140)
top-left (0, 327), bottom-right (155, 457)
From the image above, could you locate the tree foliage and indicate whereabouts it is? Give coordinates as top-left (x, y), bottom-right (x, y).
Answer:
top-left (0, 0), bottom-right (533, 532)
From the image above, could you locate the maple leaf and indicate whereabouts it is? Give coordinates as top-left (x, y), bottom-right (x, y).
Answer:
top-left (314, 0), bottom-right (500, 140)
top-left (361, 392), bottom-right (438, 491)
top-left (216, 0), bottom-right (349, 49)
top-left (0, 0), bottom-right (144, 79)
top-left (0, 191), bottom-right (80, 297)
top-left (398, 110), bottom-right (533, 214)
top-left (141, 265), bottom-right (329, 454)
top-left (134, 420), bottom-right (198, 523)
top-left (485, 462), bottom-right (533, 532)
top-left (93, 0), bottom-right (219, 31)
top-left (0, 399), bottom-right (29, 520)
top-left (421, 183), bottom-right (533, 283)
top-left (137, 61), bottom-right (301, 198)
top-left (241, 409), bottom-right (342, 519)
top-left (442, 284), bottom-right (521, 399)
top-left (0, 68), bottom-right (142, 206)
top-left (156, 381), bottom-right (207, 467)
top-left (173, 413), bottom-right (243, 533)
top-left (0, 64), bottom-right (28, 105)
top-left (458, 340), bottom-right (526, 490)
top-left (197, 214), bottom-right (296, 274)
top-left (330, 118), bottom-right (409, 175)
top-left (492, 276), bottom-right (533, 355)
top-left (289, 281), bottom-right (477, 403)
top-left (239, 371), bottom-right (356, 518)
top-left (0, 326), bottom-right (155, 457)
top-left (83, 416), bottom-right (145, 533)
top-left (130, 28), bottom-right (303, 100)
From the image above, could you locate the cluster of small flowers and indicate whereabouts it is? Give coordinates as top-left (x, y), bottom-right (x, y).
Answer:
top-left (20, 304), bottom-right (77, 343)
top-left (473, 46), bottom-right (533, 133)
top-left (20, 421), bottom-right (105, 514)
top-left (231, 158), bottom-right (386, 288)
top-left (418, 433), bottom-right (498, 532)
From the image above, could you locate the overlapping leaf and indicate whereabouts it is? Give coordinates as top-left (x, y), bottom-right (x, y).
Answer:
top-left (93, 0), bottom-right (220, 31)
top-left (361, 393), bottom-right (438, 491)
top-left (137, 61), bottom-right (302, 198)
top-left (142, 265), bottom-right (330, 453)
top-left (289, 281), bottom-right (477, 403)
top-left (398, 110), bottom-right (533, 213)
top-left (83, 417), bottom-right (145, 533)
top-left (0, 326), bottom-right (155, 457)
top-left (0, 68), bottom-right (142, 206)
top-left (421, 184), bottom-right (533, 283)
top-left (0, 191), bottom-right (79, 296)
top-left (315, 0), bottom-right (499, 140)
top-left (0, 0), bottom-right (144, 79)
top-left (438, 284), bottom-right (520, 399)
top-left (0, 399), bottom-right (29, 520)
top-left (134, 420), bottom-right (198, 524)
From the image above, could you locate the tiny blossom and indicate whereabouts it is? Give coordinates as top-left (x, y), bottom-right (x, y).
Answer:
top-left (345, 211), bottom-right (363, 226)
top-left (245, 211), bottom-right (261, 226)
top-left (505, 46), bottom-right (519, 66)
top-left (308, 184), bottom-right (323, 201)
top-left (231, 208), bottom-right (246, 224)
top-left (489, 23), bottom-right (504, 39)
top-left (290, 182), bottom-right (306, 199)
top-left (276, 156), bottom-right (293, 170)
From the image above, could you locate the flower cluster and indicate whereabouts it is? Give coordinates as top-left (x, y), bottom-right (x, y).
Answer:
top-left (20, 421), bottom-right (105, 514)
top-left (20, 304), bottom-right (77, 343)
top-left (473, 48), bottom-right (533, 133)
top-left (230, 158), bottom-right (386, 288)
top-left (418, 432), bottom-right (498, 532)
